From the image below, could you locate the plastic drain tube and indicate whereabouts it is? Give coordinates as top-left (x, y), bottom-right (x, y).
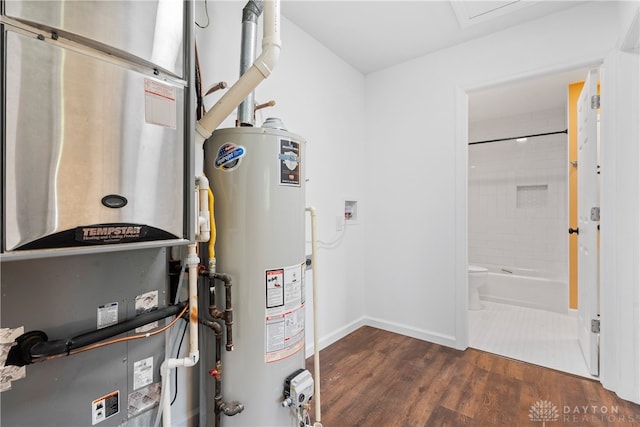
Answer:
top-left (160, 243), bottom-right (200, 427)
top-left (306, 206), bottom-right (323, 427)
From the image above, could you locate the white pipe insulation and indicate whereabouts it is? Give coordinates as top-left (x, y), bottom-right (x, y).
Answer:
top-left (195, 0), bottom-right (281, 146)
top-left (160, 244), bottom-right (200, 427)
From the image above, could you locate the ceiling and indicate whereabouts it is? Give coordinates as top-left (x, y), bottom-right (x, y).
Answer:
top-left (281, 0), bottom-right (590, 121)
top-left (468, 67), bottom-right (591, 122)
top-left (281, 0), bottom-right (584, 75)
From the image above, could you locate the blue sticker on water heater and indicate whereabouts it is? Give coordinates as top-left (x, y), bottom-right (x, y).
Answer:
top-left (215, 143), bottom-right (246, 171)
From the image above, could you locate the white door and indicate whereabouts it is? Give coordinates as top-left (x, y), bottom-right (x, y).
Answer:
top-left (577, 68), bottom-right (600, 376)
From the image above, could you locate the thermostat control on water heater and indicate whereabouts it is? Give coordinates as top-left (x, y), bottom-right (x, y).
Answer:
top-left (282, 369), bottom-right (314, 408)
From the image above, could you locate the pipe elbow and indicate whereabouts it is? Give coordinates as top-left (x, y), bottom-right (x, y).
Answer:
top-left (196, 175), bottom-right (210, 188)
top-left (202, 319), bottom-right (223, 335)
top-left (188, 351), bottom-right (200, 367)
top-left (195, 123), bottom-right (210, 144)
top-left (220, 401), bottom-right (245, 417)
top-left (198, 230), bottom-right (210, 243)
top-left (198, 216), bottom-right (210, 232)
top-left (242, 0), bottom-right (264, 21)
top-left (197, 213), bottom-right (210, 242)
top-left (160, 360), bottom-right (171, 375)
top-left (163, 353), bottom-right (199, 371)
top-left (253, 43), bottom-right (280, 78)
top-left (213, 272), bottom-right (232, 285)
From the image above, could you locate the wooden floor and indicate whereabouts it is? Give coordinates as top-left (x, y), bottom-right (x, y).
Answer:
top-left (306, 326), bottom-right (640, 427)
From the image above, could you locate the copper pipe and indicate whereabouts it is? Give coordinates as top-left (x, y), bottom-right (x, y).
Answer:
top-left (204, 81), bottom-right (228, 97)
top-left (254, 99), bottom-right (275, 112)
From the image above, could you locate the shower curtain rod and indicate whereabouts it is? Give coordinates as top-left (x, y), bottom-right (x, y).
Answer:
top-left (469, 129), bottom-right (568, 145)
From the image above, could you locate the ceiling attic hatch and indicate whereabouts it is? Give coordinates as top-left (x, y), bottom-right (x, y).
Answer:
top-left (450, 0), bottom-right (536, 28)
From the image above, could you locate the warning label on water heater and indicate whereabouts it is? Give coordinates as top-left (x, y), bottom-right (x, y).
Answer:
top-left (264, 263), bottom-right (305, 363)
top-left (278, 139), bottom-right (301, 187)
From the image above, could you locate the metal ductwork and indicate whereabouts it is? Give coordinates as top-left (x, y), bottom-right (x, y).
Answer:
top-left (237, 0), bottom-right (264, 126)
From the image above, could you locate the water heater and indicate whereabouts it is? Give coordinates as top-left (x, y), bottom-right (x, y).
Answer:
top-left (204, 120), bottom-right (306, 427)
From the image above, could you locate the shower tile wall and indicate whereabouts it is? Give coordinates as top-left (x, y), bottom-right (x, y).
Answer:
top-left (468, 108), bottom-right (568, 276)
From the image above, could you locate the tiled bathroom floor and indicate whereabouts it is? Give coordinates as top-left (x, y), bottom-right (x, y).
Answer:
top-left (468, 301), bottom-right (595, 379)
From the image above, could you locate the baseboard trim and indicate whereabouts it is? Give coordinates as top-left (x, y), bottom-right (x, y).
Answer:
top-left (306, 316), bottom-right (460, 357)
top-left (363, 316), bottom-right (459, 349)
top-left (305, 316), bottom-right (367, 357)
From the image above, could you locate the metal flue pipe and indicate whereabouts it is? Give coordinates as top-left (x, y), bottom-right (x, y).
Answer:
top-left (237, 0), bottom-right (264, 126)
top-left (196, 0), bottom-right (280, 142)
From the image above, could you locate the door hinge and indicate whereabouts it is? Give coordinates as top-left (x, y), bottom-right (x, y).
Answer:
top-left (591, 318), bottom-right (601, 334)
top-left (591, 95), bottom-right (600, 109)
top-left (591, 207), bottom-right (600, 221)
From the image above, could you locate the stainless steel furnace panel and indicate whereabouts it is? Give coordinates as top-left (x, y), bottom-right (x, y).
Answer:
top-left (2, 29), bottom-right (185, 252)
top-left (3, 0), bottom-right (185, 77)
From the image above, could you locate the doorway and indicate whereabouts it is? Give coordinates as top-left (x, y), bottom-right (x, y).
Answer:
top-left (463, 67), bottom-right (596, 378)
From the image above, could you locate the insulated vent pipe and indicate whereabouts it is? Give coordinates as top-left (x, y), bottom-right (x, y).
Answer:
top-left (196, 0), bottom-right (280, 145)
top-left (237, 0), bottom-right (264, 126)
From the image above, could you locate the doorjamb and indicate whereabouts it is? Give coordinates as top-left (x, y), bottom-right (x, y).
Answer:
top-left (454, 57), bottom-right (604, 352)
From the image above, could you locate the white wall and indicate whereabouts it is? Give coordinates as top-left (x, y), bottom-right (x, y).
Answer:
top-left (600, 2), bottom-right (640, 404)
top-left (468, 108), bottom-right (568, 277)
top-left (194, 1), bottom-right (367, 355)
top-left (363, 2), bottom-right (621, 349)
top-left (193, 0), bottom-right (639, 406)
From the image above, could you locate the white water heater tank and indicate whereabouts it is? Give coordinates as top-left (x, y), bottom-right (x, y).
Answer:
top-left (204, 120), bottom-right (306, 427)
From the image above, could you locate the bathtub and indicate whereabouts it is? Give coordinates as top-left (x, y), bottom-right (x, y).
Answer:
top-left (477, 264), bottom-right (568, 314)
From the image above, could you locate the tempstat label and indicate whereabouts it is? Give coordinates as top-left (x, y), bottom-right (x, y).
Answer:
top-left (76, 224), bottom-right (147, 245)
